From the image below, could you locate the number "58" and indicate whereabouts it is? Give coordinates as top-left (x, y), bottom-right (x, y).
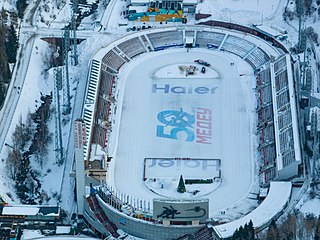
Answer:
top-left (156, 109), bottom-right (195, 142)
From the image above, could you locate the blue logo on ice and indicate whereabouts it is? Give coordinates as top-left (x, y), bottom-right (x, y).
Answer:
top-left (156, 108), bottom-right (212, 144)
top-left (152, 84), bottom-right (218, 95)
top-left (156, 109), bottom-right (195, 142)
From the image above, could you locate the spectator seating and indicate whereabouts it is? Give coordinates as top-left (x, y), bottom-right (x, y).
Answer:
top-left (273, 56), bottom-right (287, 73)
top-left (102, 49), bottom-right (126, 71)
top-left (258, 85), bottom-right (273, 106)
top-left (222, 35), bottom-right (255, 58)
top-left (279, 128), bottom-right (294, 154)
top-left (140, 35), bottom-right (153, 51)
top-left (263, 167), bottom-right (277, 183)
top-left (245, 47), bottom-right (270, 69)
top-left (258, 105), bottom-right (273, 125)
top-left (278, 109), bottom-right (292, 131)
top-left (147, 31), bottom-right (184, 50)
top-left (282, 149), bottom-right (296, 168)
top-left (275, 70), bottom-right (289, 92)
top-left (276, 89), bottom-right (290, 110)
top-left (117, 37), bottom-right (147, 58)
top-left (272, 55), bottom-right (296, 171)
top-left (255, 66), bottom-right (277, 185)
top-left (195, 31), bottom-right (225, 48)
top-left (91, 124), bottom-right (107, 147)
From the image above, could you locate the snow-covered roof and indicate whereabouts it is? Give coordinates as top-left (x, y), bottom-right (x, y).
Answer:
top-left (2, 206), bottom-right (40, 216)
top-left (270, 55), bottom-right (301, 171)
top-left (254, 25), bottom-right (284, 37)
top-left (212, 181), bottom-right (292, 239)
top-left (185, 37), bottom-right (193, 44)
top-left (259, 187), bottom-right (268, 198)
top-left (1, 205), bottom-right (60, 216)
top-left (56, 226), bottom-right (71, 234)
top-left (129, 0), bottom-right (150, 5)
top-left (128, 5), bottom-right (149, 13)
top-left (183, 0), bottom-right (197, 5)
top-left (89, 144), bottom-right (105, 162)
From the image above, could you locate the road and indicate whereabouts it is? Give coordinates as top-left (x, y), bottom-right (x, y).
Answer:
top-left (24, 0), bottom-right (42, 26)
top-left (265, 0), bottom-right (285, 21)
top-left (0, 33), bottom-right (36, 156)
top-left (100, 0), bottom-right (118, 29)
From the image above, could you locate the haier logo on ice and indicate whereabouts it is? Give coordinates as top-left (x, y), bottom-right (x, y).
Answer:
top-left (152, 84), bottom-right (218, 94)
top-left (156, 108), bottom-right (212, 144)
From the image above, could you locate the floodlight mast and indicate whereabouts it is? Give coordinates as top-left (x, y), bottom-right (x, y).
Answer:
top-left (297, 0), bottom-right (306, 53)
top-left (62, 28), bottom-right (71, 114)
top-left (53, 46), bottom-right (64, 166)
top-left (71, 0), bottom-right (78, 66)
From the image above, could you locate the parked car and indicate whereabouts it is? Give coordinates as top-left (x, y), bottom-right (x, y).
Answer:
top-left (194, 59), bottom-right (211, 67)
top-left (201, 66), bottom-right (206, 74)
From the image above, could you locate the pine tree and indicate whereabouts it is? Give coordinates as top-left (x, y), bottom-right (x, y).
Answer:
top-left (0, 25), bottom-right (11, 84)
top-left (0, 25), bottom-right (10, 108)
top-left (247, 220), bottom-right (255, 240)
top-left (177, 175), bottom-right (186, 193)
top-left (15, 153), bottom-right (31, 203)
top-left (16, 0), bottom-right (28, 19)
top-left (233, 225), bottom-right (245, 240)
top-left (315, 216), bottom-right (320, 240)
top-left (0, 82), bottom-right (5, 108)
top-left (5, 24), bottom-right (19, 63)
top-left (232, 221), bottom-right (255, 240)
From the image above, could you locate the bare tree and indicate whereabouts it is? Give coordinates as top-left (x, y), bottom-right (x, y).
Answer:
top-left (6, 149), bottom-right (21, 180)
top-left (304, 213), bottom-right (317, 239)
top-left (12, 115), bottom-right (32, 150)
top-left (279, 213), bottom-right (297, 239)
top-left (41, 43), bottom-right (56, 71)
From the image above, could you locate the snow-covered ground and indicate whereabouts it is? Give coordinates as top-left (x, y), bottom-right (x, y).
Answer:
top-left (1, 0), bottom-right (320, 238)
top-left (196, 0), bottom-right (285, 24)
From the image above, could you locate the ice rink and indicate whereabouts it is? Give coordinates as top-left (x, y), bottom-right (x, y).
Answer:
top-left (109, 48), bottom-right (257, 216)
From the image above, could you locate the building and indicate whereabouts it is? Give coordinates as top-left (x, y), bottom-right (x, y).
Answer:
top-left (75, 23), bottom-right (302, 239)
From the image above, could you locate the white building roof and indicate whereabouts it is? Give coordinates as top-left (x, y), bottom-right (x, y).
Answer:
top-left (56, 226), bottom-right (72, 234)
top-left (183, 0), bottom-right (197, 4)
top-left (270, 55), bottom-right (301, 171)
top-left (185, 37), bottom-right (193, 44)
top-left (212, 181), bottom-right (292, 239)
top-left (2, 206), bottom-right (40, 216)
top-left (128, 5), bottom-right (148, 13)
top-left (130, 0), bottom-right (150, 5)
top-left (254, 25), bottom-right (282, 37)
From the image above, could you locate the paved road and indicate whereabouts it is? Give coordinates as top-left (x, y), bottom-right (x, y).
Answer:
top-left (265, 0), bottom-right (285, 21)
top-left (24, 0), bottom-right (42, 26)
top-left (0, 33), bottom-right (36, 155)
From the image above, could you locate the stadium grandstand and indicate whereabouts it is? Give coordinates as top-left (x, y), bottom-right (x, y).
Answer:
top-left (73, 24), bottom-right (302, 239)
